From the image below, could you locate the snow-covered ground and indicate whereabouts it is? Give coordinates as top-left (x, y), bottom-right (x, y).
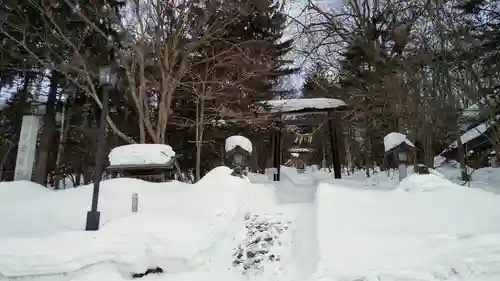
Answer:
top-left (2, 162), bottom-right (500, 281)
top-left (0, 167), bottom-right (277, 280)
top-left (316, 174), bottom-right (500, 281)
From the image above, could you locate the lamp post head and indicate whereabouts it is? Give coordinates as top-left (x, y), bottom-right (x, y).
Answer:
top-left (99, 64), bottom-right (117, 88)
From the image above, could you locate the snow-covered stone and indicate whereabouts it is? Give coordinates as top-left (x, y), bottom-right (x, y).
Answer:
top-left (108, 144), bottom-right (175, 166)
top-left (383, 132), bottom-right (415, 152)
top-left (262, 98), bottom-right (346, 113)
top-left (225, 135), bottom-right (252, 154)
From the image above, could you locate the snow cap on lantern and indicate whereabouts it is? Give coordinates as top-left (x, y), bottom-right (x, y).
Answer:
top-left (383, 132), bottom-right (415, 158)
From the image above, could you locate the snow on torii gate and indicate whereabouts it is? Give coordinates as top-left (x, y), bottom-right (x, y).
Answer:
top-left (257, 98), bottom-right (348, 181)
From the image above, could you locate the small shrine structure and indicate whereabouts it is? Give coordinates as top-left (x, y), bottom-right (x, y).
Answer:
top-left (106, 144), bottom-right (181, 182)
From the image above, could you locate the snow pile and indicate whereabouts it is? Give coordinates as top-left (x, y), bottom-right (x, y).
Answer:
top-left (0, 213), bottom-right (229, 276)
top-left (263, 98), bottom-right (346, 113)
top-left (0, 180), bottom-right (52, 200)
top-left (397, 173), bottom-right (459, 192)
top-left (108, 144), bottom-right (175, 166)
top-left (225, 135), bottom-right (252, 154)
top-left (383, 132), bottom-right (415, 152)
top-left (316, 178), bottom-right (500, 281)
top-left (472, 167), bottom-right (500, 185)
top-left (434, 155), bottom-right (448, 167)
top-left (0, 166), bottom-right (276, 278)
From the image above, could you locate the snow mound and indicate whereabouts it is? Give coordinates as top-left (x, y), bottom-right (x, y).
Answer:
top-left (398, 173), bottom-right (459, 192)
top-left (108, 144), bottom-right (175, 166)
top-left (0, 168), bottom-right (277, 278)
top-left (0, 181), bottom-right (52, 201)
top-left (225, 135), bottom-right (252, 154)
top-left (196, 166), bottom-right (235, 185)
top-left (0, 213), bottom-right (229, 276)
top-left (472, 167), bottom-right (500, 184)
top-left (434, 155), bottom-right (447, 167)
top-left (316, 182), bottom-right (500, 280)
top-left (383, 132), bottom-right (415, 152)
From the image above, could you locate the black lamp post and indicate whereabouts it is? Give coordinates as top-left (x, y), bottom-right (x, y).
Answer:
top-left (85, 64), bottom-right (117, 231)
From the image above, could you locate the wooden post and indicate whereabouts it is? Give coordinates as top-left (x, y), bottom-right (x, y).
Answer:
top-left (277, 123), bottom-right (282, 181)
top-left (132, 193), bottom-right (138, 212)
top-left (328, 116), bottom-right (342, 179)
top-left (273, 122), bottom-right (282, 181)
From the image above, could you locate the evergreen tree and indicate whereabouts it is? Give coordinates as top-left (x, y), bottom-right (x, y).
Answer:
top-left (457, 0), bottom-right (500, 96)
top-left (170, 0), bottom-right (297, 177)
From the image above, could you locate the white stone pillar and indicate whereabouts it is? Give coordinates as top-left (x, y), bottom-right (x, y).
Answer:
top-left (397, 151), bottom-right (408, 182)
top-left (14, 116), bottom-right (41, 181)
top-left (398, 163), bottom-right (407, 182)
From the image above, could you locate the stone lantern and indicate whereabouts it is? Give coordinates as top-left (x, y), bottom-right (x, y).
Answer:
top-left (225, 135), bottom-right (252, 178)
top-left (226, 145), bottom-right (251, 177)
top-left (384, 132), bottom-right (416, 182)
top-left (388, 143), bottom-right (415, 182)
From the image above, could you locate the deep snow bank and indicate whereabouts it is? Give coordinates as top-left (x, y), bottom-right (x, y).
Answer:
top-left (0, 167), bottom-right (275, 278)
top-left (0, 180), bottom-right (52, 200)
top-left (316, 181), bottom-right (500, 280)
top-left (397, 173), bottom-right (459, 192)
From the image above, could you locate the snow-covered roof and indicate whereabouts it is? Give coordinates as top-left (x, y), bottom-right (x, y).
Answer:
top-left (383, 132), bottom-right (415, 153)
top-left (288, 147), bottom-right (315, 153)
top-left (108, 144), bottom-right (176, 166)
top-left (446, 114), bottom-right (500, 150)
top-left (260, 98), bottom-right (346, 114)
top-left (225, 135), bottom-right (252, 154)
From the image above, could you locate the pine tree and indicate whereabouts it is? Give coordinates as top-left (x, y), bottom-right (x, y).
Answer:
top-left (456, 0), bottom-right (500, 94)
top-left (170, 0), bottom-right (298, 177)
top-left (212, 0), bottom-right (297, 102)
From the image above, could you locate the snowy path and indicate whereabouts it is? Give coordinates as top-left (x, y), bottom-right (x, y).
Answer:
top-left (274, 170), bottom-right (320, 281)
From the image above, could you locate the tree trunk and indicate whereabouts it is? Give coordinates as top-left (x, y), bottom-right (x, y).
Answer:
top-left (364, 115), bottom-right (371, 178)
top-left (54, 97), bottom-right (71, 189)
top-left (34, 71), bottom-right (60, 185)
top-left (195, 95), bottom-right (205, 182)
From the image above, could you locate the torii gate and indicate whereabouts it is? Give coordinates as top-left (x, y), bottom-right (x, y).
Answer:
top-left (258, 98), bottom-right (348, 181)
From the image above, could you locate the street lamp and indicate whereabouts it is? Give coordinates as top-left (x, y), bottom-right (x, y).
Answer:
top-left (390, 144), bottom-right (413, 182)
top-left (85, 63), bottom-right (117, 231)
top-left (99, 64), bottom-right (118, 89)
